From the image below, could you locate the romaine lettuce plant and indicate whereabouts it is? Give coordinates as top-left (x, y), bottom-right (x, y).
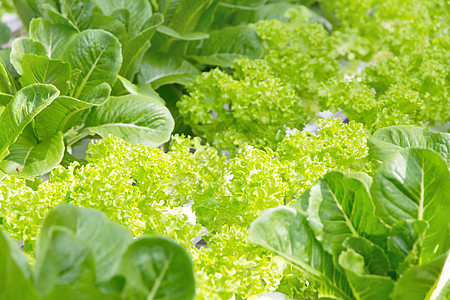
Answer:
top-left (10, 0), bottom-right (265, 89)
top-left (0, 18), bottom-right (174, 179)
top-left (250, 146), bottom-right (450, 299)
top-left (0, 204), bottom-right (195, 300)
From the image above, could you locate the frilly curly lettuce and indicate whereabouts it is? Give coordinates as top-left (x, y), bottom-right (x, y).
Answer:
top-left (178, 15), bottom-right (338, 152)
top-left (0, 118), bottom-right (370, 299)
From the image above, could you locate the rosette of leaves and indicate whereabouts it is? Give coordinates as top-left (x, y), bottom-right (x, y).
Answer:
top-left (320, 0), bottom-right (449, 60)
top-left (0, 19), bottom-right (174, 179)
top-left (320, 44), bottom-right (449, 132)
top-left (0, 204), bottom-right (195, 300)
top-left (250, 130), bottom-right (450, 299)
top-left (10, 0), bottom-right (265, 90)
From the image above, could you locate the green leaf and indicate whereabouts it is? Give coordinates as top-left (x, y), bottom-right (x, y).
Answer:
top-left (29, 18), bottom-right (78, 59)
top-left (387, 220), bottom-right (428, 272)
top-left (59, 0), bottom-right (97, 30)
top-left (113, 76), bottom-right (165, 104)
top-left (94, 0), bottom-right (153, 39)
top-left (0, 93), bottom-right (13, 107)
top-left (36, 204), bottom-right (133, 283)
top-left (20, 54), bottom-right (71, 94)
top-left (187, 25), bottom-right (263, 67)
top-left (371, 148), bottom-right (449, 263)
top-left (393, 254), bottom-right (448, 300)
top-left (84, 94), bottom-right (174, 147)
top-left (120, 13), bottom-right (164, 80)
top-left (119, 236), bottom-right (195, 300)
top-left (0, 23), bottom-right (12, 46)
top-left (0, 56), bottom-right (18, 94)
top-left (343, 237), bottom-right (390, 276)
top-left (33, 227), bottom-right (96, 297)
top-left (162, 0), bottom-right (216, 36)
top-left (338, 248), bottom-right (395, 300)
top-left (249, 207), bottom-right (353, 300)
top-left (35, 83), bottom-right (111, 141)
top-left (306, 171), bottom-right (388, 256)
top-left (0, 127), bottom-right (65, 177)
top-left (156, 25), bottom-right (209, 40)
top-left (59, 0), bottom-right (128, 44)
top-left (368, 125), bottom-right (450, 166)
top-left (10, 37), bottom-right (48, 75)
top-left (0, 84), bottom-right (60, 161)
top-left (44, 285), bottom-right (119, 300)
top-left (137, 52), bottom-right (200, 89)
top-left (41, 3), bottom-right (79, 29)
top-left (62, 29), bottom-right (122, 100)
top-left (0, 229), bottom-right (40, 300)
top-left (219, 0), bottom-right (265, 10)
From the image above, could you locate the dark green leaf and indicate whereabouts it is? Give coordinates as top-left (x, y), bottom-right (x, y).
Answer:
top-left (120, 13), bottom-right (164, 80)
top-left (371, 148), bottom-right (449, 263)
top-left (156, 25), bottom-right (209, 41)
top-left (0, 56), bottom-right (18, 94)
top-left (137, 52), bottom-right (200, 89)
top-left (0, 127), bottom-right (65, 177)
top-left (0, 229), bottom-right (40, 300)
top-left (94, 0), bottom-right (153, 39)
top-left (338, 249), bottom-right (395, 300)
top-left (393, 254), bottom-right (448, 300)
top-left (0, 23), bottom-right (12, 46)
top-left (387, 220), bottom-right (428, 272)
top-left (343, 237), bottom-right (390, 276)
top-left (187, 25), bottom-right (263, 67)
top-left (306, 171), bottom-right (388, 256)
top-left (368, 125), bottom-right (450, 166)
top-left (10, 38), bottom-right (47, 75)
top-left (33, 227), bottom-right (96, 297)
top-left (20, 54), bottom-right (71, 94)
top-left (35, 83), bottom-right (111, 141)
top-left (85, 94), bottom-right (174, 146)
top-left (63, 29), bottom-right (122, 100)
top-left (119, 237), bottom-right (195, 300)
top-left (249, 207), bottom-right (353, 300)
top-left (29, 18), bottom-right (78, 59)
top-left (0, 84), bottom-right (59, 161)
top-left (37, 204), bottom-right (133, 283)
top-left (44, 285), bottom-right (119, 300)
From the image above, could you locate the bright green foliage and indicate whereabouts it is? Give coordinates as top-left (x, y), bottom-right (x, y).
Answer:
top-left (178, 66), bottom-right (306, 152)
top-left (320, 46), bottom-right (449, 131)
top-left (179, 14), bottom-right (339, 152)
top-left (322, 0), bottom-right (450, 60)
top-left (193, 227), bottom-right (287, 299)
top-left (317, 0), bottom-right (449, 131)
top-left (278, 118), bottom-right (372, 199)
top-left (0, 117), bottom-right (370, 299)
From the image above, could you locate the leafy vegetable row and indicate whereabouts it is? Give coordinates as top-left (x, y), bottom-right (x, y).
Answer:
top-left (2, 122), bottom-right (447, 298)
top-left (251, 146), bottom-right (449, 299)
top-left (1, 204), bottom-right (195, 300)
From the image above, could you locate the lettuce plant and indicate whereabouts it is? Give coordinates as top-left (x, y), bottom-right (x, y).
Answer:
top-left (0, 17), bottom-right (174, 179)
top-left (320, 45), bottom-right (449, 132)
top-left (178, 11), bottom-right (338, 152)
top-left (0, 204), bottom-right (195, 300)
top-left (321, 0), bottom-right (449, 60)
top-left (0, 117), bottom-right (370, 299)
top-left (250, 144), bottom-right (450, 299)
top-left (10, 0), bottom-right (265, 89)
